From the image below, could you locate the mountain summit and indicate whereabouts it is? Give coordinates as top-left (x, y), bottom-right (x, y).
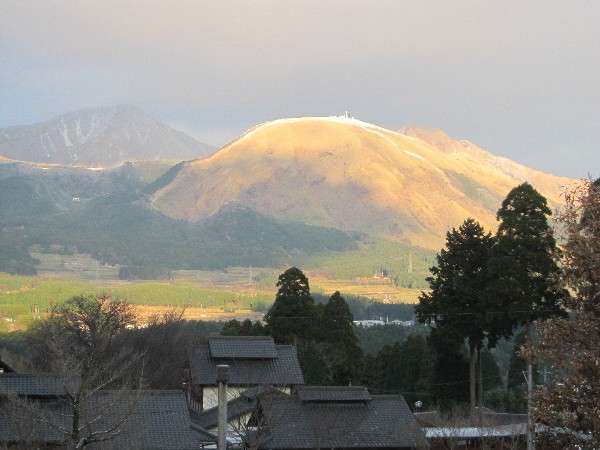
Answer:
top-left (150, 116), bottom-right (572, 249)
top-left (0, 105), bottom-right (213, 167)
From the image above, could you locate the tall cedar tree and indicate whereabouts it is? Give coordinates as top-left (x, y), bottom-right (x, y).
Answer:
top-left (534, 179), bottom-right (600, 447)
top-left (319, 291), bottom-right (363, 384)
top-left (264, 267), bottom-right (317, 344)
top-left (489, 182), bottom-right (566, 326)
top-left (368, 335), bottom-right (433, 408)
top-left (415, 218), bottom-right (496, 410)
top-left (428, 327), bottom-right (470, 411)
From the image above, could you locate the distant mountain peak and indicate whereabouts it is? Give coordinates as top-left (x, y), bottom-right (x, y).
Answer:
top-left (0, 105), bottom-right (214, 167)
top-left (152, 116), bottom-right (573, 249)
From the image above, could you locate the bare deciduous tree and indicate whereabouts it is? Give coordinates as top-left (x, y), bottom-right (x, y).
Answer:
top-left (534, 179), bottom-right (600, 448)
top-left (227, 388), bottom-right (283, 450)
top-left (4, 294), bottom-right (145, 449)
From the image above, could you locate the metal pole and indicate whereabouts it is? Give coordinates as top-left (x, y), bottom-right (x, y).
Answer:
top-left (217, 365), bottom-right (229, 450)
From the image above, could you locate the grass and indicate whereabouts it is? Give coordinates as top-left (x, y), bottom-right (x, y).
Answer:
top-left (0, 244), bottom-right (431, 332)
top-left (0, 273), bottom-right (273, 331)
top-left (310, 276), bottom-right (422, 303)
top-left (303, 238), bottom-right (434, 289)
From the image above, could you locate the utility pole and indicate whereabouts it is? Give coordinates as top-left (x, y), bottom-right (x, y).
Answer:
top-left (217, 364), bottom-right (229, 450)
top-left (527, 325), bottom-right (535, 450)
top-left (527, 357), bottom-right (534, 450)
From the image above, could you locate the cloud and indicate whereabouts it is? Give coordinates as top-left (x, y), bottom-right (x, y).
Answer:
top-left (1, 0), bottom-right (599, 176)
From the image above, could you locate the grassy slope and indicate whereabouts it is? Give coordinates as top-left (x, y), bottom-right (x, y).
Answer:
top-left (304, 238), bottom-right (434, 289)
top-left (152, 118), bottom-right (572, 249)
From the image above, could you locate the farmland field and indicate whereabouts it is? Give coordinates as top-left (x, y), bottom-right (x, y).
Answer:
top-left (0, 265), bottom-right (423, 332)
top-left (0, 272), bottom-right (273, 331)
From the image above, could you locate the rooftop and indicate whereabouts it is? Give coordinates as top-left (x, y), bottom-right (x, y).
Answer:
top-left (0, 373), bottom-right (79, 397)
top-left (208, 336), bottom-right (277, 359)
top-left (190, 337), bottom-right (304, 386)
top-left (297, 386), bottom-right (372, 402)
top-left (0, 389), bottom-right (202, 450)
top-left (256, 387), bottom-right (427, 449)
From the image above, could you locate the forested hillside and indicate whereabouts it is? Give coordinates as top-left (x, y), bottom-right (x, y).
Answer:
top-left (0, 160), bottom-right (357, 274)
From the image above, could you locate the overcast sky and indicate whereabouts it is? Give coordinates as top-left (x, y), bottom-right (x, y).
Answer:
top-left (1, 0), bottom-right (598, 177)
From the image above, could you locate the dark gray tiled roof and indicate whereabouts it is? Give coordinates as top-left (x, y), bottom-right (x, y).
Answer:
top-left (88, 391), bottom-right (202, 450)
top-left (191, 343), bottom-right (304, 386)
top-left (0, 373), bottom-right (79, 397)
top-left (209, 336), bottom-right (277, 359)
top-left (190, 424), bottom-right (217, 444)
top-left (0, 357), bottom-right (14, 373)
top-left (297, 386), bottom-right (372, 402)
top-left (258, 390), bottom-right (428, 449)
top-left (0, 390), bottom-right (202, 450)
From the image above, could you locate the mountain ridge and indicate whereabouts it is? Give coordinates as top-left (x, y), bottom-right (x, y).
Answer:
top-left (151, 116), bottom-right (573, 249)
top-left (0, 105), bottom-right (214, 167)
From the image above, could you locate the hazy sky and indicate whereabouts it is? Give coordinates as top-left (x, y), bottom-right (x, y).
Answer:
top-left (1, 0), bottom-right (598, 177)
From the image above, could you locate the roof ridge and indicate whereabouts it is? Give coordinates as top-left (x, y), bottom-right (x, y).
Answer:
top-left (0, 372), bottom-right (77, 380)
top-left (371, 394), bottom-right (403, 399)
top-left (208, 335), bottom-right (274, 341)
top-left (299, 385), bottom-right (368, 390)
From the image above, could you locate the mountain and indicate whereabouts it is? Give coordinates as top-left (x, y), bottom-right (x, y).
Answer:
top-left (150, 116), bottom-right (573, 249)
top-left (0, 105), bottom-right (214, 167)
top-left (0, 159), bottom-right (355, 275)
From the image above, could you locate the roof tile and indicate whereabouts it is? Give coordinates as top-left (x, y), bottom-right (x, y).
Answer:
top-left (191, 343), bottom-right (304, 386)
top-left (208, 336), bottom-right (277, 359)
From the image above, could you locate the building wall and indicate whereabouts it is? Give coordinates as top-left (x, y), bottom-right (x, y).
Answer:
top-left (202, 385), bottom-right (291, 410)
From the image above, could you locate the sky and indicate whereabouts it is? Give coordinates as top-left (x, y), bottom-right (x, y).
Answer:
top-left (1, 0), bottom-right (598, 178)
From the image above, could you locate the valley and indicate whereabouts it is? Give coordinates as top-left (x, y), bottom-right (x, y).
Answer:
top-left (0, 265), bottom-right (421, 331)
top-left (0, 110), bottom-right (574, 333)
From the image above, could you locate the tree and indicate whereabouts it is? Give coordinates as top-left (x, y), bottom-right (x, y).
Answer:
top-left (489, 182), bottom-right (566, 326)
top-left (479, 349), bottom-right (502, 393)
top-left (296, 340), bottom-right (333, 385)
top-left (221, 319), bottom-right (267, 337)
top-left (428, 327), bottom-right (470, 411)
top-left (534, 179), bottom-right (600, 448)
top-left (368, 335), bottom-right (433, 408)
top-left (319, 291), bottom-right (363, 384)
top-left (416, 218), bottom-right (497, 411)
top-left (264, 267), bottom-right (317, 344)
top-left (19, 294), bottom-right (144, 448)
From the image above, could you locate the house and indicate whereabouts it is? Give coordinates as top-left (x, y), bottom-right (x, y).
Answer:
top-left (250, 386), bottom-right (429, 450)
top-left (353, 319), bottom-right (386, 327)
top-left (415, 409), bottom-right (529, 449)
top-left (0, 373), bottom-right (203, 449)
top-left (0, 349), bottom-right (16, 373)
top-left (186, 336), bottom-right (304, 411)
top-left (189, 385), bottom-right (285, 448)
top-left (0, 357), bottom-right (15, 374)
